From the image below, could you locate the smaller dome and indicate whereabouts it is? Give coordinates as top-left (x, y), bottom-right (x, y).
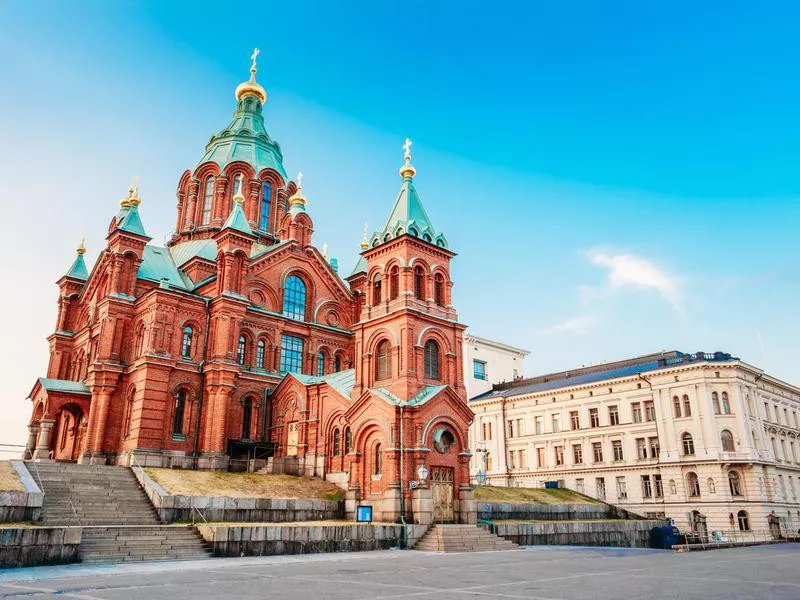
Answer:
top-left (235, 48), bottom-right (267, 104)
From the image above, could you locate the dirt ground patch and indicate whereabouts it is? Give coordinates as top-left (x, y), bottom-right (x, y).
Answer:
top-left (474, 485), bottom-right (597, 504)
top-left (0, 461), bottom-right (23, 492)
top-left (145, 468), bottom-right (344, 501)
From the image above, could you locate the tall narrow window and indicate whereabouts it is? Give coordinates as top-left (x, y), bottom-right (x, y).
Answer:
top-left (172, 390), bottom-right (186, 436)
top-left (332, 429), bottom-right (341, 456)
top-left (344, 428), bottom-right (352, 454)
top-left (181, 326), bottom-right (193, 359)
top-left (413, 266), bottom-right (425, 300)
top-left (434, 273), bottom-right (445, 306)
top-left (721, 429), bottom-right (735, 452)
top-left (242, 397), bottom-right (253, 439)
top-left (260, 182), bottom-right (272, 230)
top-left (334, 354), bottom-right (342, 372)
top-left (721, 391), bottom-right (731, 414)
top-left (673, 396), bottom-right (682, 418)
top-left (682, 433), bottom-right (695, 456)
top-left (237, 335), bottom-right (247, 366)
top-left (201, 176), bottom-right (214, 225)
top-left (375, 340), bottom-right (391, 380)
top-left (683, 394), bottom-right (692, 417)
top-left (283, 275), bottom-right (307, 320)
top-left (374, 443), bottom-right (382, 475)
top-left (423, 339), bottom-right (440, 380)
top-left (712, 392), bottom-right (721, 414)
top-left (280, 335), bottom-right (304, 373)
top-left (389, 266), bottom-right (399, 300)
top-left (687, 472), bottom-right (701, 497)
top-left (737, 510), bottom-right (749, 531)
top-left (373, 274), bottom-right (382, 304)
top-left (729, 471), bottom-right (742, 496)
top-left (317, 352), bottom-right (325, 376)
top-left (256, 340), bottom-right (266, 369)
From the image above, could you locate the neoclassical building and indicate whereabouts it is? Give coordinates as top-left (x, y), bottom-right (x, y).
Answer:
top-left (25, 52), bottom-right (474, 523)
top-left (470, 351), bottom-right (800, 534)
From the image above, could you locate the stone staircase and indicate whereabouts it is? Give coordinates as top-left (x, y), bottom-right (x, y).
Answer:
top-left (413, 524), bottom-right (519, 552)
top-left (79, 526), bottom-right (211, 563)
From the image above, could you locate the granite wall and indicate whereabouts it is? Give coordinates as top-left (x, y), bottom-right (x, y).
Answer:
top-left (0, 461), bottom-right (43, 523)
top-left (478, 502), bottom-right (641, 522)
top-left (491, 520), bottom-right (665, 548)
top-left (0, 527), bottom-right (81, 568)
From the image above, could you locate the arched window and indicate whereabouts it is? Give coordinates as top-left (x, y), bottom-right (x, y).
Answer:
top-left (373, 274), bottom-right (382, 304)
top-left (242, 397), bottom-right (253, 439)
top-left (434, 273), bottom-right (445, 306)
top-left (737, 510), bottom-right (750, 531)
top-left (375, 340), bottom-right (391, 381)
top-left (413, 266), bottom-right (425, 300)
top-left (389, 266), bottom-right (399, 300)
top-left (233, 173), bottom-right (244, 197)
top-left (201, 176), bottom-right (214, 225)
top-left (721, 429), bottom-right (735, 452)
top-left (729, 471), bottom-right (743, 496)
top-left (424, 339), bottom-right (441, 380)
top-left (283, 275), bottom-right (307, 321)
top-left (260, 182), bottom-right (271, 230)
top-left (317, 352), bottom-right (325, 376)
top-left (721, 391), bottom-right (731, 414)
top-left (682, 433), bottom-right (695, 456)
top-left (172, 390), bottom-right (187, 436)
top-left (237, 335), bottom-right (247, 366)
top-left (374, 443), bottom-right (382, 475)
top-left (332, 428), bottom-right (341, 456)
top-left (344, 428), bottom-right (352, 454)
top-left (256, 340), bottom-right (266, 369)
top-left (334, 354), bottom-right (342, 373)
top-left (682, 394), bottom-right (692, 417)
top-left (712, 392), bottom-right (721, 415)
top-left (181, 326), bottom-right (193, 359)
top-left (687, 472), bottom-right (701, 497)
top-left (673, 396), bottom-right (682, 418)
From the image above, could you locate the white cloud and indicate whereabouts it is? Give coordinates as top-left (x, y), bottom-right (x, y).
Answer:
top-left (586, 250), bottom-right (684, 313)
top-left (544, 316), bottom-right (596, 335)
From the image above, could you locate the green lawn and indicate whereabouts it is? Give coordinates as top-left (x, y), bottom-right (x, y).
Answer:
top-left (474, 485), bottom-right (598, 504)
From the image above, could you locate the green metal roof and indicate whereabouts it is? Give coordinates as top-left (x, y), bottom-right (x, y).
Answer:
top-left (37, 378), bottom-right (90, 395)
top-left (371, 384), bottom-right (448, 406)
top-left (221, 201), bottom-right (254, 235)
top-left (198, 96), bottom-right (287, 179)
top-left (116, 204), bottom-right (148, 237)
top-left (65, 252), bottom-right (88, 280)
top-left (137, 245), bottom-right (193, 289)
top-left (349, 255), bottom-right (367, 276)
top-left (369, 176), bottom-right (447, 249)
top-left (169, 239), bottom-right (217, 266)
top-left (289, 369), bottom-right (355, 399)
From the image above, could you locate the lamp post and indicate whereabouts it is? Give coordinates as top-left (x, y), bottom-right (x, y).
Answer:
top-left (409, 463), bottom-right (429, 490)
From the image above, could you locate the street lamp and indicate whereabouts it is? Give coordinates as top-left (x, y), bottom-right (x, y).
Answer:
top-left (409, 464), bottom-right (429, 489)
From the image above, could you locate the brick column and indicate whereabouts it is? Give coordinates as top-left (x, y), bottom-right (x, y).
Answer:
top-left (32, 419), bottom-right (55, 460)
top-left (85, 389), bottom-right (113, 463)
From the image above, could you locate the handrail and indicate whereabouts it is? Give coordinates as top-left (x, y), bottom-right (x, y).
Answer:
top-left (190, 496), bottom-right (208, 525)
top-left (477, 518), bottom-right (497, 535)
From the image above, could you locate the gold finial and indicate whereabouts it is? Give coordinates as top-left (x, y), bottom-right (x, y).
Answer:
top-left (360, 223), bottom-right (369, 249)
top-left (129, 176), bottom-right (141, 207)
top-left (76, 238), bottom-right (86, 255)
top-left (288, 172), bottom-right (307, 211)
top-left (399, 137), bottom-right (416, 179)
top-left (235, 47), bottom-right (267, 104)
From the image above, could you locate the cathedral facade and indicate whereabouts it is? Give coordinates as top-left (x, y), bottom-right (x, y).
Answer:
top-left (24, 53), bottom-right (475, 524)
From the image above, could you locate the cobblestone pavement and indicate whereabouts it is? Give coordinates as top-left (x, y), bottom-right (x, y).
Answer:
top-left (1, 543), bottom-right (798, 599)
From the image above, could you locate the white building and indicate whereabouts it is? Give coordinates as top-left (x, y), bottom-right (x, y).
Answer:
top-left (469, 350), bottom-right (800, 535)
top-left (462, 333), bottom-right (529, 400)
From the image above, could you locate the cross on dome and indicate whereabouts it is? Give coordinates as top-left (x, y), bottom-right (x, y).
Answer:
top-left (250, 48), bottom-right (260, 72)
top-left (403, 137), bottom-right (412, 160)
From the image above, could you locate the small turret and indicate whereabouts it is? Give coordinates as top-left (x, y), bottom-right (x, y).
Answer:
top-left (64, 239), bottom-right (88, 281)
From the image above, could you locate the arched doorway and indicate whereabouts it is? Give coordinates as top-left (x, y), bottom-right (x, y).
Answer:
top-left (52, 404), bottom-right (86, 462)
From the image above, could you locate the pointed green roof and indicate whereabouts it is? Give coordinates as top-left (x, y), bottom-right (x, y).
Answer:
top-left (221, 199), bottom-right (254, 235)
top-left (65, 248), bottom-right (88, 280)
top-left (116, 204), bottom-right (148, 237)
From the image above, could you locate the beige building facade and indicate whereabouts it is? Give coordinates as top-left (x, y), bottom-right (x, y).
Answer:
top-left (469, 351), bottom-right (800, 535)
top-left (463, 333), bottom-right (529, 400)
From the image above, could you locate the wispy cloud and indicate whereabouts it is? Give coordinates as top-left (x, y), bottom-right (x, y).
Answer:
top-left (586, 250), bottom-right (684, 313)
top-left (544, 316), bottom-right (596, 335)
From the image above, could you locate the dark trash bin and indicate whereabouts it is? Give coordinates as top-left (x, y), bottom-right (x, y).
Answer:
top-left (650, 525), bottom-right (682, 549)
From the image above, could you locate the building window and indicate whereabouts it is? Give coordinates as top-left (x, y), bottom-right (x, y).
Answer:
top-left (334, 354), bottom-right (342, 372)
top-left (687, 472), bottom-right (701, 497)
top-left (375, 340), bottom-right (391, 380)
top-left (372, 274), bottom-right (382, 304)
top-left (572, 444), bottom-right (583, 464)
top-left (423, 340), bottom-right (441, 379)
top-left (644, 401), bottom-right (655, 421)
top-left (712, 392), bottom-right (721, 415)
top-left (575, 478), bottom-right (585, 494)
top-left (172, 390), bottom-right (186, 436)
top-left (507, 420), bottom-right (515, 438)
top-left (737, 510), bottom-right (750, 531)
top-left (317, 352), bottom-right (325, 376)
top-left (280, 334), bottom-right (304, 373)
top-left (721, 391), bottom-right (731, 414)
top-left (534, 416), bottom-right (543, 435)
top-left (641, 475), bottom-right (653, 499)
top-left (180, 326), bottom-right (193, 359)
top-left (332, 428), bottom-right (341, 456)
top-left (413, 266), bottom-right (425, 300)
top-left (609, 405), bottom-right (619, 426)
top-left (632, 402), bottom-right (642, 423)
top-left (551, 413), bottom-right (560, 433)
top-left (596, 477), bottom-right (606, 500)
top-left (242, 397), bottom-right (253, 439)
top-left (592, 442), bottom-right (603, 463)
top-left (536, 447), bottom-right (545, 467)
top-left (682, 433), bottom-right (695, 456)
top-left (570, 411), bottom-right (580, 430)
top-left (473, 360), bottom-right (487, 380)
top-left (518, 449), bottom-right (526, 469)
top-left (283, 275), bottom-right (307, 321)
top-left (616, 476), bottom-right (627, 500)
top-left (555, 445), bottom-right (564, 466)
top-left (256, 340), bottom-right (266, 369)
top-left (374, 444), bottom-right (382, 475)
top-left (673, 396), bottom-right (682, 418)
top-left (649, 437), bottom-right (660, 458)
top-left (434, 273), bottom-right (445, 306)
top-left (389, 266), bottom-right (399, 300)
top-left (344, 428), bottom-right (352, 454)
top-left (612, 440), bottom-right (624, 461)
top-left (720, 429), bottom-right (735, 452)
top-left (260, 182), bottom-right (271, 230)
top-left (201, 176), bottom-right (214, 225)
top-left (654, 474), bottom-right (664, 498)
top-left (682, 394), bottom-right (691, 417)
top-left (589, 408), bottom-right (599, 428)
top-left (636, 438), bottom-right (647, 459)
top-left (507, 450), bottom-right (516, 469)
top-left (237, 335), bottom-right (247, 366)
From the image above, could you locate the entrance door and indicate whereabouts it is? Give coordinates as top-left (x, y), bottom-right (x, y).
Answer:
top-left (286, 422), bottom-right (298, 456)
top-left (431, 467), bottom-right (455, 523)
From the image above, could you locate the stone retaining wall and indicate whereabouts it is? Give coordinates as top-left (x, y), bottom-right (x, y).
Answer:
top-left (197, 523), bottom-right (428, 557)
top-left (478, 502), bottom-right (640, 522)
top-left (492, 519), bottom-right (665, 548)
top-left (0, 527), bottom-right (81, 568)
top-left (0, 461), bottom-right (43, 523)
top-left (133, 467), bottom-right (343, 523)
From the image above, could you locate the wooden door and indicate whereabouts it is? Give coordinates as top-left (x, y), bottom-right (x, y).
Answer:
top-left (431, 467), bottom-right (454, 523)
top-left (286, 422), bottom-right (298, 456)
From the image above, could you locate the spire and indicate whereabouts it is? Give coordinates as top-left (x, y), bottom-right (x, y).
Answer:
top-left (235, 47), bottom-right (267, 104)
top-left (399, 137), bottom-right (416, 179)
top-left (65, 239), bottom-right (88, 280)
top-left (221, 188), bottom-right (254, 235)
top-left (360, 222), bottom-right (369, 249)
top-left (288, 172), bottom-right (307, 216)
top-left (115, 181), bottom-right (148, 237)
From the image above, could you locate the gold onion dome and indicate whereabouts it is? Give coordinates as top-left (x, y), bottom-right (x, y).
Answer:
top-left (399, 137), bottom-right (416, 179)
top-left (288, 172), bottom-right (307, 210)
top-left (76, 238), bottom-right (86, 255)
top-left (235, 48), bottom-right (267, 104)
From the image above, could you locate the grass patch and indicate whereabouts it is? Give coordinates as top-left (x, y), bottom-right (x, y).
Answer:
top-left (144, 468), bottom-right (345, 501)
top-left (474, 485), bottom-right (598, 505)
top-left (0, 461), bottom-right (23, 492)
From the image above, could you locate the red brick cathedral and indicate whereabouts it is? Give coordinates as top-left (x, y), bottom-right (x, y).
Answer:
top-left (25, 52), bottom-right (475, 523)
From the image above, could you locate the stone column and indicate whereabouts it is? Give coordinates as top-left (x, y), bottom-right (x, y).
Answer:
top-left (25, 424), bottom-right (40, 459)
top-left (32, 419), bottom-right (55, 460)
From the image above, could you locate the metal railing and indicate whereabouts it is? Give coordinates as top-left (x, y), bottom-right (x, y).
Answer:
top-left (675, 527), bottom-right (789, 550)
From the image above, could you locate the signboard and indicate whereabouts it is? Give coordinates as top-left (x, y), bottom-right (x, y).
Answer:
top-left (356, 505), bottom-right (373, 523)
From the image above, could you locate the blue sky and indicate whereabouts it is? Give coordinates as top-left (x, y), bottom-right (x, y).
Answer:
top-left (1, 1), bottom-right (799, 445)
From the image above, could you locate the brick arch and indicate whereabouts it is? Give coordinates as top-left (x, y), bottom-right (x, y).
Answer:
top-left (223, 160), bottom-right (257, 180)
top-left (408, 257), bottom-right (431, 273)
top-left (365, 327), bottom-right (399, 352)
top-left (421, 414), bottom-right (468, 451)
top-left (416, 326), bottom-right (454, 354)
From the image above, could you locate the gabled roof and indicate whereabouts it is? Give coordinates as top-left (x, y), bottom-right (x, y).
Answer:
top-left (116, 204), bottom-right (148, 237)
top-left (137, 245), bottom-right (193, 290)
top-left (34, 378), bottom-right (90, 396)
top-left (169, 239), bottom-right (218, 267)
top-left (221, 201), bottom-right (254, 235)
top-left (289, 369), bottom-right (355, 399)
top-left (372, 384), bottom-right (448, 407)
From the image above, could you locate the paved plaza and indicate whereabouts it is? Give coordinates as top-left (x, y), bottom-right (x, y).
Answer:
top-left (1, 544), bottom-right (798, 600)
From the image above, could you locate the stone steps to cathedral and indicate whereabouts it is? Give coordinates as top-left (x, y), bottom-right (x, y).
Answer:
top-left (78, 526), bottom-right (212, 563)
top-left (413, 524), bottom-right (520, 552)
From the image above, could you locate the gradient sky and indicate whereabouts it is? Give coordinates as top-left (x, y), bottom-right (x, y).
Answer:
top-left (1, 1), bottom-right (799, 448)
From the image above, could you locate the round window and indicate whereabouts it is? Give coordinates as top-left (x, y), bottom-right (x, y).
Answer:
top-left (433, 428), bottom-right (455, 454)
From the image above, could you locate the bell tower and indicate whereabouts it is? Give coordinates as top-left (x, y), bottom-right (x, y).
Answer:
top-left (351, 140), bottom-right (466, 402)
